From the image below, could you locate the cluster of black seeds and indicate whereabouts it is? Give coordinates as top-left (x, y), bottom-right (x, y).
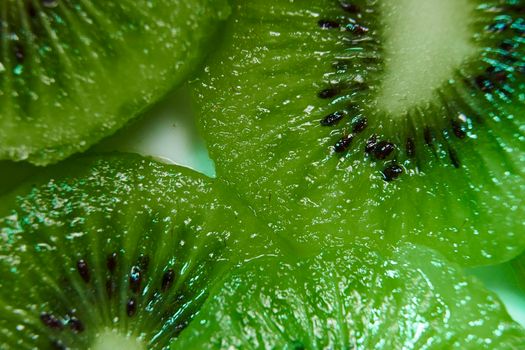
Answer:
top-left (39, 253), bottom-right (189, 348)
top-left (315, 1), bottom-right (403, 182)
top-left (313, 0), bottom-right (524, 182)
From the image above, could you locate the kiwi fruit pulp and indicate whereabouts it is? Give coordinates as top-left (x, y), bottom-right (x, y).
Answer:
top-left (1, 153), bottom-right (522, 348)
top-left (0, 154), bottom-right (272, 349)
top-left (191, 0), bottom-right (525, 266)
top-left (0, 0), bottom-right (229, 165)
top-left (173, 241), bottom-right (525, 349)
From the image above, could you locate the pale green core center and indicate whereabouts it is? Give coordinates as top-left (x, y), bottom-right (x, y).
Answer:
top-left (375, 0), bottom-right (476, 115)
top-left (92, 330), bottom-right (145, 350)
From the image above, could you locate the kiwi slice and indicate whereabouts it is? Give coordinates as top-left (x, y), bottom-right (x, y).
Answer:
top-left (191, 0), bottom-right (525, 266)
top-left (173, 242), bottom-right (525, 349)
top-left (0, 154), bottom-right (271, 349)
top-left (0, 1), bottom-right (229, 165)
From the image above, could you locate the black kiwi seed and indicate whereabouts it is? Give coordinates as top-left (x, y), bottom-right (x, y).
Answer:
top-left (487, 18), bottom-right (512, 33)
top-left (423, 127), bottom-right (435, 147)
top-left (346, 23), bottom-right (369, 35)
top-left (318, 87), bottom-right (340, 99)
top-left (321, 111), bottom-right (345, 126)
top-left (365, 135), bottom-right (379, 154)
top-left (382, 163), bottom-right (404, 182)
top-left (334, 134), bottom-right (354, 153)
top-left (499, 40), bottom-right (516, 51)
top-left (373, 141), bottom-right (395, 160)
top-left (451, 120), bottom-right (467, 139)
top-left (127, 298), bottom-right (137, 317)
top-left (27, 3), bottom-right (38, 18)
top-left (68, 317), bottom-right (84, 333)
top-left (318, 19), bottom-right (340, 29)
top-left (13, 44), bottom-right (25, 63)
top-left (507, 4), bottom-right (525, 14)
top-left (352, 117), bottom-right (368, 133)
top-left (107, 252), bottom-right (117, 273)
top-left (474, 75), bottom-right (496, 92)
top-left (139, 255), bottom-right (150, 271)
top-left (340, 2), bottom-right (360, 13)
top-left (76, 259), bottom-right (90, 284)
top-left (40, 313), bottom-right (63, 330)
top-left (448, 148), bottom-right (461, 168)
top-left (129, 265), bottom-right (142, 294)
top-left (162, 269), bottom-right (176, 292)
top-left (106, 278), bottom-right (117, 298)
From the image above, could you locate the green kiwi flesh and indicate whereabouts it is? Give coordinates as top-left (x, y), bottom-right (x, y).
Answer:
top-left (0, 154), bottom-right (270, 349)
top-left (0, 0), bottom-right (229, 165)
top-left (191, 0), bottom-right (525, 266)
top-left (173, 241), bottom-right (525, 349)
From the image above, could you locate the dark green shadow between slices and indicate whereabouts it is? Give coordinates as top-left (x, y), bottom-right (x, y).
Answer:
top-left (0, 0), bottom-right (229, 165)
top-left (190, 0), bottom-right (525, 266)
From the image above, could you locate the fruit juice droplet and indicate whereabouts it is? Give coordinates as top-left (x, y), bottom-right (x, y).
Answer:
top-left (13, 64), bottom-right (23, 75)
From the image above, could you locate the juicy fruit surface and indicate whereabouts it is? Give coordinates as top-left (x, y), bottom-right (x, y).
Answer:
top-left (192, 0), bottom-right (525, 266)
top-left (0, 0), bottom-right (229, 165)
top-left (0, 154), bottom-right (269, 349)
top-left (173, 242), bottom-right (525, 349)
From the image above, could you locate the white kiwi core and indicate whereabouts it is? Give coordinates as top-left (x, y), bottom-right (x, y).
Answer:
top-left (92, 330), bottom-right (145, 350)
top-left (375, 0), bottom-right (477, 115)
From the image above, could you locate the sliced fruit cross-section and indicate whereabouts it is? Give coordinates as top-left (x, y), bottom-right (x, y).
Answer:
top-left (173, 242), bottom-right (525, 349)
top-left (0, 154), bottom-right (269, 349)
top-left (191, 0), bottom-right (525, 266)
top-left (0, 154), bottom-right (523, 348)
top-left (0, 0), bottom-right (229, 165)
